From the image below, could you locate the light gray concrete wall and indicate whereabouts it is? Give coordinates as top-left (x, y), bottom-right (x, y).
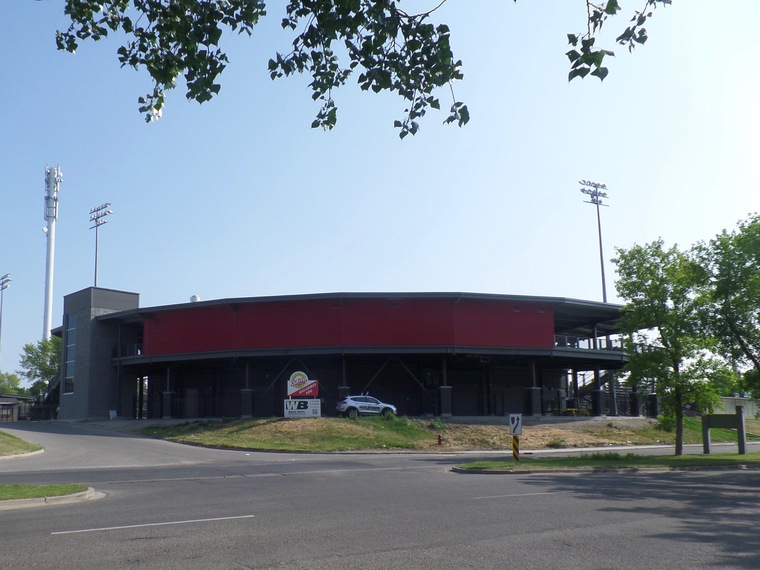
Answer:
top-left (718, 397), bottom-right (758, 418)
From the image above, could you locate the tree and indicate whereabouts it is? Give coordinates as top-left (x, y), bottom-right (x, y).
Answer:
top-left (694, 214), bottom-right (760, 376)
top-left (17, 337), bottom-right (62, 397)
top-left (57, 0), bottom-right (671, 137)
top-left (613, 240), bottom-right (733, 456)
top-left (0, 371), bottom-right (25, 395)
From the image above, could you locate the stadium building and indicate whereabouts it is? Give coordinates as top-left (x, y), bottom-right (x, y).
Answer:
top-left (53, 287), bottom-right (630, 421)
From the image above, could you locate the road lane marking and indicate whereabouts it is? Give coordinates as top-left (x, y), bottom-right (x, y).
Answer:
top-left (473, 491), bottom-right (576, 500)
top-left (100, 466), bottom-right (414, 485)
top-left (51, 514), bottom-right (255, 535)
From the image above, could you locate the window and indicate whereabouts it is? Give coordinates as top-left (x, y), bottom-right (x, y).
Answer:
top-left (63, 314), bottom-right (77, 394)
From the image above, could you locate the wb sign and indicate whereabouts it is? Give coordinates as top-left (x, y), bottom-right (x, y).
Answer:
top-left (283, 398), bottom-right (321, 418)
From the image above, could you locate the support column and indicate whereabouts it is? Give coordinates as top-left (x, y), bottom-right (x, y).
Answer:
top-left (137, 377), bottom-right (144, 420)
top-left (438, 357), bottom-right (451, 416)
top-left (527, 387), bottom-right (542, 416)
top-left (338, 356), bottom-right (350, 402)
top-left (184, 388), bottom-right (199, 418)
top-left (592, 366), bottom-right (604, 416)
top-left (591, 389), bottom-right (604, 416)
top-left (162, 367), bottom-right (174, 419)
top-left (438, 386), bottom-right (453, 417)
top-left (608, 373), bottom-right (618, 416)
top-left (528, 361), bottom-right (541, 415)
top-left (161, 391), bottom-right (174, 419)
top-left (240, 388), bottom-right (254, 418)
top-left (630, 386), bottom-right (641, 417)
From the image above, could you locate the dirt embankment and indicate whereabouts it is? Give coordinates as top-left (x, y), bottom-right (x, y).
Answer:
top-left (439, 417), bottom-right (663, 450)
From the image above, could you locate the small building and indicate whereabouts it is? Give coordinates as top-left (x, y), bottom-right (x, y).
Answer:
top-left (55, 287), bottom-right (628, 421)
top-left (0, 394), bottom-right (34, 421)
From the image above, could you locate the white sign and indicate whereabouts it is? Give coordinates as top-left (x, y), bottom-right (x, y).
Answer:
top-left (284, 398), bottom-right (321, 418)
top-left (509, 413), bottom-right (522, 435)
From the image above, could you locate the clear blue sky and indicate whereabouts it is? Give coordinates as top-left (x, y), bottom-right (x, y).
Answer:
top-left (1, 1), bottom-right (758, 378)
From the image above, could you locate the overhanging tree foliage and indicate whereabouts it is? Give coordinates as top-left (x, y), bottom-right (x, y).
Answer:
top-left (56, 0), bottom-right (671, 137)
top-left (614, 240), bottom-right (733, 456)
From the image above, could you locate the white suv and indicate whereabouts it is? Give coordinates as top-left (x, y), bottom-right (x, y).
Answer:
top-left (337, 396), bottom-right (397, 418)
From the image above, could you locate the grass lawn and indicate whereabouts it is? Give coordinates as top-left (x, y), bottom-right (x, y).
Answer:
top-left (457, 450), bottom-right (760, 472)
top-left (0, 484), bottom-right (88, 501)
top-left (140, 415), bottom-right (444, 452)
top-left (0, 430), bottom-right (41, 456)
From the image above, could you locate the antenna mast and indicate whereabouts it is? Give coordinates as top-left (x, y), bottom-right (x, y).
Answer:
top-left (43, 165), bottom-right (62, 340)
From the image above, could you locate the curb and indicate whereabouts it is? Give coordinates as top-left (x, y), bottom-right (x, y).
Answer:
top-left (0, 487), bottom-right (105, 511)
top-left (451, 464), bottom-right (760, 475)
top-left (0, 449), bottom-right (45, 461)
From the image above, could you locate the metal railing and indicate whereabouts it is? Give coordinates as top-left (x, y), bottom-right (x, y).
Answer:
top-left (554, 335), bottom-right (624, 351)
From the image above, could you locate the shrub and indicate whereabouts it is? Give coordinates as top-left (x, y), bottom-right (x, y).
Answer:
top-left (428, 417), bottom-right (446, 431)
top-left (656, 413), bottom-right (676, 432)
top-left (546, 437), bottom-right (567, 449)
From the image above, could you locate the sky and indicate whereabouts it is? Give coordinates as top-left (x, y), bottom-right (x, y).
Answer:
top-left (1, 1), bottom-right (758, 378)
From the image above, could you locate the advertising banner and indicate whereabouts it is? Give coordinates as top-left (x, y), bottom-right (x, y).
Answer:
top-left (283, 398), bottom-right (321, 418)
top-left (287, 371), bottom-right (318, 398)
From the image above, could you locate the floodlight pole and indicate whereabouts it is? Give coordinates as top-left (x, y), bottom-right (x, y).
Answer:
top-left (89, 203), bottom-right (113, 287)
top-left (43, 166), bottom-right (62, 341)
top-left (0, 273), bottom-right (10, 363)
top-left (579, 180), bottom-right (609, 303)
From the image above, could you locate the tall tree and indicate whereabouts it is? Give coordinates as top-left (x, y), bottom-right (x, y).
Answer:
top-left (56, 1), bottom-right (671, 136)
top-left (0, 372), bottom-right (25, 395)
top-left (614, 240), bottom-right (732, 456)
top-left (17, 338), bottom-right (62, 396)
top-left (694, 214), bottom-right (760, 376)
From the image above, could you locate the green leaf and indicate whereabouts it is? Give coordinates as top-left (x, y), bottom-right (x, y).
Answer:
top-left (568, 67), bottom-right (590, 81)
top-left (605, 0), bottom-right (621, 15)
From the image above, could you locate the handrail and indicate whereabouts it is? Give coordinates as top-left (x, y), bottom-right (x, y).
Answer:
top-left (554, 335), bottom-right (624, 351)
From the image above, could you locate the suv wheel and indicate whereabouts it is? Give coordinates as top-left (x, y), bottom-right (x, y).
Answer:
top-left (347, 408), bottom-right (359, 419)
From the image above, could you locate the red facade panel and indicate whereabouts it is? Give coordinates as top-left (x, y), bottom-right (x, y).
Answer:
top-left (452, 299), bottom-right (554, 347)
top-left (234, 299), bottom-right (343, 349)
top-left (341, 298), bottom-right (455, 346)
top-left (144, 306), bottom-right (235, 355)
top-left (142, 295), bottom-right (556, 356)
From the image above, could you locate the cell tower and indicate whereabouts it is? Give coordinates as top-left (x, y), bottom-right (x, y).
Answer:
top-left (43, 166), bottom-right (63, 341)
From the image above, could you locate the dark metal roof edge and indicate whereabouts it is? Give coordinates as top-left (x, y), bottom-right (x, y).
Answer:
top-left (97, 291), bottom-right (623, 322)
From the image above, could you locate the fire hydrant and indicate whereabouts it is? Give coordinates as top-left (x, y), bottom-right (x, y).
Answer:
top-left (437, 433), bottom-right (443, 446)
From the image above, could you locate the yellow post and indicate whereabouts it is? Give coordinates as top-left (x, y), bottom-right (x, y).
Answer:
top-left (512, 435), bottom-right (519, 462)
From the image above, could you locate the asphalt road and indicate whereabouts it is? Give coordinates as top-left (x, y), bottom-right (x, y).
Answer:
top-left (1, 421), bottom-right (759, 569)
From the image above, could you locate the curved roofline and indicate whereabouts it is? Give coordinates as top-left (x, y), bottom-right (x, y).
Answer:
top-left (97, 291), bottom-right (622, 322)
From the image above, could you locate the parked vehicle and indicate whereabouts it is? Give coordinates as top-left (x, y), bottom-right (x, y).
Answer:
top-left (337, 395), bottom-right (397, 418)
